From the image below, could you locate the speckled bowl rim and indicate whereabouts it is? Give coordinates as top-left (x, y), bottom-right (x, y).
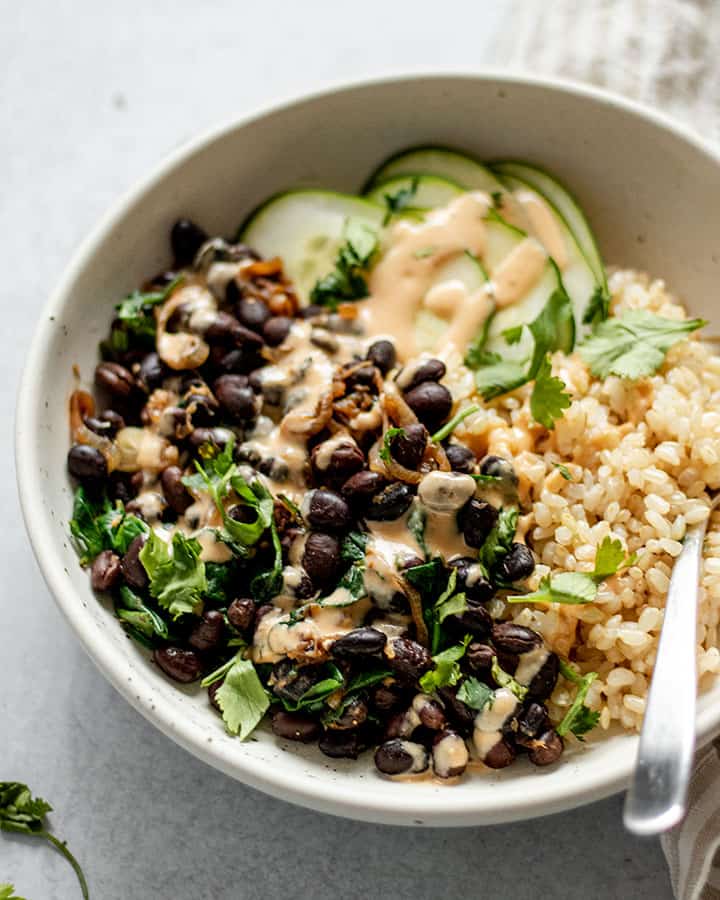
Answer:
top-left (16, 70), bottom-right (720, 827)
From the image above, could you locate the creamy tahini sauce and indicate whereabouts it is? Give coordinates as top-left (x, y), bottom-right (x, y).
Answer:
top-left (472, 687), bottom-right (518, 761)
top-left (514, 189), bottom-right (568, 270)
top-left (514, 646), bottom-right (549, 685)
top-left (491, 238), bottom-right (547, 308)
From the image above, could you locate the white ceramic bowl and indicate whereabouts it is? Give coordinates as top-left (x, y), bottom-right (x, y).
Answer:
top-left (17, 73), bottom-right (720, 826)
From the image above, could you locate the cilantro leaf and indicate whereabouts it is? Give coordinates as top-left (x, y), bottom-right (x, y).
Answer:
top-left (139, 530), bottom-right (206, 619)
top-left (281, 662), bottom-right (345, 713)
top-left (473, 358), bottom-right (528, 401)
top-left (509, 571), bottom-right (598, 605)
top-left (251, 520), bottom-right (284, 602)
top-left (478, 506), bottom-right (518, 573)
top-left (431, 404), bottom-right (480, 443)
top-left (530, 354), bottom-right (572, 429)
top-left (592, 535), bottom-right (636, 580)
top-left (0, 783), bottom-right (88, 899)
top-left (557, 661), bottom-right (600, 739)
top-left (464, 305), bottom-right (499, 369)
top-left (69, 487), bottom-right (148, 565)
top-left (333, 561), bottom-right (366, 601)
top-left (582, 285), bottom-right (611, 326)
top-left (382, 176), bottom-right (419, 224)
top-left (433, 569), bottom-right (466, 624)
top-left (419, 636), bottom-right (471, 692)
top-left (204, 561), bottom-right (236, 605)
top-left (102, 276), bottom-right (182, 358)
top-left (213, 654), bottom-right (270, 739)
top-left (502, 324), bottom-right (524, 345)
top-left (115, 585), bottom-right (169, 645)
top-left (403, 557), bottom-right (446, 596)
top-left (528, 267), bottom-right (576, 363)
top-left (310, 218), bottom-right (379, 310)
top-left (553, 462), bottom-right (573, 481)
top-left (340, 530), bottom-right (369, 563)
top-left (457, 676), bottom-right (494, 711)
top-left (491, 657), bottom-right (528, 700)
top-left (379, 426), bottom-right (406, 464)
top-left (578, 310), bottom-right (706, 380)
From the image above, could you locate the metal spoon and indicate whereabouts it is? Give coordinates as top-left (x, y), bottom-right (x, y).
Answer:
top-left (623, 495), bottom-right (719, 835)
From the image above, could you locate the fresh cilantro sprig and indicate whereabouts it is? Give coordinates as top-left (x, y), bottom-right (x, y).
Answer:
top-left (139, 530), bottom-right (207, 619)
top-left (0, 885), bottom-right (25, 900)
top-left (578, 310), bottom-right (706, 380)
top-left (0, 783), bottom-right (89, 899)
top-left (431, 404), bottom-right (480, 443)
top-left (382, 176), bottom-right (419, 224)
top-left (508, 535), bottom-right (636, 606)
top-left (201, 652), bottom-right (270, 739)
top-left (69, 488), bottom-right (148, 566)
top-left (419, 635), bottom-right (472, 693)
top-left (469, 271), bottom-right (574, 428)
top-left (464, 304), bottom-right (498, 369)
top-left (457, 676), bottom-right (494, 711)
top-left (310, 218), bottom-right (379, 310)
top-left (556, 659), bottom-right (600, 739)
top-left (379, 426), bottom-right (406, 464)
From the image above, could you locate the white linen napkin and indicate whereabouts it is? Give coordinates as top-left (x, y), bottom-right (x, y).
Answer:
top-left (489, 3), bottom-right (720, 898)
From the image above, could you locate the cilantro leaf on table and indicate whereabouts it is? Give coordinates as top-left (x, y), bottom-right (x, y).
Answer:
top-left (557, 660), bottom-right (600, 740)
top-left (0, 783), bottom-right (89, 899)
top-left (139, 530), bottom-right (206, 619)
top-left (578, 310), bottom-right (706, 380)
top-left (582, 285), bottom-right (611, 326)
top-left (491, 657), bottom-right (528, 700)
top-left (382, 176), bottom-right (419, 224)
top-left (310, 218), bottom-right (379, 310)
top-left (457, 676), bottom-right (494, 711)
top-left (419, 636), bottom-right (472, 692)
top-left (530, 354), bottom-right (572, 429)
top-left (212, 653), bottom-right (270, 739)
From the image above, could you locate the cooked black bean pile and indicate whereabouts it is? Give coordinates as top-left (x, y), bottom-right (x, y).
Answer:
top-left (67, 218), bottom-right (565, 781)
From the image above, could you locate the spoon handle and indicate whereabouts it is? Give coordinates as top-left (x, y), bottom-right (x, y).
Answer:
top-left (623, 522), bottom-right (705, 835)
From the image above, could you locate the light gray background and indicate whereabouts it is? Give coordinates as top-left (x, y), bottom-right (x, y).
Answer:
top-left (1, 1), bottom-right (672, 897)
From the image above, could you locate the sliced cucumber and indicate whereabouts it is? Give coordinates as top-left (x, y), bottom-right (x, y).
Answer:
top-left (491, 161), bottom-right (606, 289)
top-left (365, 174), bottom-right (463, 211)
top-left (240, 190), bottom-right (384, 303)
top-left (414, 250), bottom-right (488, 351)
top-left (365, 147), bottom-right (505, 194)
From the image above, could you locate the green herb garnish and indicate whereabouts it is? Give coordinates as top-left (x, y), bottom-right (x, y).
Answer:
top-left (478, 506), bottom-right (519, 573)
top-left (382, 176), bottom-right (419, 224)
top-left (557, 660), bottom-right (600, 739)
top-left (139, 530), bottom-right (206, 619)
top-left (582, 285), bottom-right (611, 326)
top-left (379, 426), bottom-right (406, 464)
top-left (69, 488), bottom-right (148, 566)
top-left (114, 585), bottom-right (169, 646)
top-left (431, 404), bottom-right (480, 443)
top-left (419, 636), bottom-right (472, 692)
top-left (578, 310), bottom-right (706, 380)
top-left (0, 783), bottom-right (89, 899)
top-left (553, 462), bottom-right (574, 481)
top-left (530, 354), bottom-right (572, 429)
top-left (210, 653), bottom-right (270, 739)
top-left (0, 885), bottom-right (25, 900)
top-left (310, 218), bottom-right (379, 310)
top-left (491, 656), bottom-right (528, 700)
top-left (457, 676), bottom-right (495, 711)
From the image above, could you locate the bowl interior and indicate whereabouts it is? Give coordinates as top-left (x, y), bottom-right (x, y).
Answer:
top-left (17, 74), bottom-right (720, 826)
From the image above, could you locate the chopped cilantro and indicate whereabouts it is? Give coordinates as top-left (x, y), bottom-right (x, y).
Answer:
top-left (69, 487), bottom-right (148, 566)
top-left (557, 660), bottom-right (600, 739)
top-left (382, 176), bottom-right (419, 224)
top-left (340, 530), bottom-right (369, 563)
top-left (419, 636), bottom-right (471, 693)
top-left (457, 676), bottom-right (495, 711)
top-left (553, 462), bottom-right (574, 481)
top-left (139, 530), bottom-right (206, 619)
top-left (310, 218), bottom-right (379, 310)
top-left (464, 306), bottom-right (499, 369)
top-left (250, 519), bottom-right (283, 602)
top-left (212, 653), bottom-right (270, 739)
top-left (491, 656), bottom-right (528, 700)
top-left (582, 285), bottom-right (611, 326)
top-left (115, 585), bottom-right (169, 646)
top-left (478, 506), bottom-right (518, 573)
top-left (578, 310), bottom-right (706, 380)
top-left (530, 354), bottom-right (572, 429)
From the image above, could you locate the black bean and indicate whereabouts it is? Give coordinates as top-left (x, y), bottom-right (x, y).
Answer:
top-left (445, 443), bottom-right (476, 474)
top-left (329, 697), bottom-right (369, 731)
top-left (465, 642), bottom-right (495, 672)
top-left (299, 303), bottom-right (325, 319)
top-left (304, 489), bottom-right (352, 532)
top-left (161, 465), bottom-right (192, 514)
top-left (345, 363), bottom-right (378, 391)
top-left (404, 381), bottom-right (453, 429)
top-left (449, 597), bottom-right (492, 637)
top-left (330, 627), bottom-right (387, 659)
top-left (416, 696), bottom-right (446, 730)
top-left (188, 610), bottom-right (225, 651)
top-left (271, 710), bottom-right (321, 743)
top-left (528, 729), bottom-right (564, 766)
top-left (186, 392), bottom-right (219, 426)
top-left (188, 427), bottom-right (232, 451)
top-left (479, 454), bottom-right (519, 488)
top-left (94, 361), bottom-right (136, 398)
top-left (448, 557), bottom-right (495, 605)
top-left (341, 470), bottom-right (386, 511)
top-left (311, 438), bottom-right (365, 484)
top-left (515, 702), bottom-right (551, 748)
top-left (458, 499), bottom-right (499, 549)
top-left (365, 482), bottom-right (414, 521)
top-left (527, 652), bottom-right (559, 701)
top-left (389, 423), bottom-right (427, 470)
top-left (90, 550), bottom-right (121, 591)
top-left (319, 729), bottom-right (364, 759)
top-left (227, 597), bottom-right (255, 631)
top-left (271, 662), bottom-right (320, 704)
top-left (154, 646), bottom-right (203, 683)
top-left (483, 738), bottom-right (516, 769)
top-left (437, 686), bottom-right (476, 734)
top-left (247, 370), bottom-right (264, 394)
top-left (386, 637), bottom-right (432, 685)
top-left (495, 543), bottom-right (535, 582)
top-left (203, 311), bottom-right (245, 345)
top-left (83, 416), bottom-right (115, 438)
top-left (254, 603), bottom-right (274, 629)
top-left (257, 457), bottom-right (290, 481)
top-left (370, 682), bottom-right (407, 713)
top-left (403, 358), bottom-right (446, 390)
top-left (170, 218), bottom-right (208, 266)
top-left (366, 339), bottom-right (397, 374)
top-left (120, 534), bottom-right (148, 590)
top-left (263, 315), bottom-right (292, 346)
top-left (138, 353), bottom-right (166, 391)
top-left (491, 622), bottom-right (542, 656)
top-left (213, 374), bottom-right (259, 421)
top-left (99, 409), bottom-right (126, 433)
top-left (374, 739), bottom-right (428, 775)
top-left (236, 298), bottom-right (271, 332)
top-left (432, 730), bottom-right (469, 778)
top-left (302, 532), bottom-right (341, 587)
top-left (291, 569), bottom-right (315, 600)
top-left (67, 444), bottom-right (108, 482)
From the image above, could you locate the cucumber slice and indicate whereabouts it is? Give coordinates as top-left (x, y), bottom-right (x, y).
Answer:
top-left (365, 147), bottom-right (505, 194)
top-left (365, 174), bottom-right (463, 211)
top-left (415, 251), bottom-right (488, 351)
top-left (240, 190), bottom-right (384, 303)
top-left (491, 161), bottom-right (606, 289)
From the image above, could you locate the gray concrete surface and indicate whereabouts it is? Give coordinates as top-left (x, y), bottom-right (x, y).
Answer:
top-left (1, 1), bottom-right (673, 897)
